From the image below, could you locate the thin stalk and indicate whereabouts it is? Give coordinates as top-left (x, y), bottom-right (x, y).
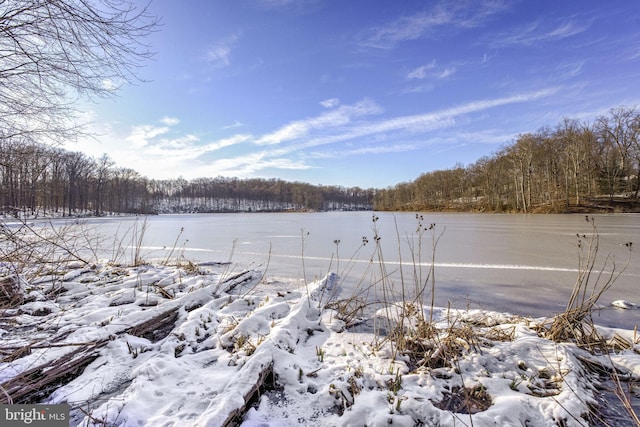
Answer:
top-left (301, 229), bottom-right (310, 306)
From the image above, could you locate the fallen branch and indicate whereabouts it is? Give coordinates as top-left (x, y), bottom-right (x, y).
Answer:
top-left (0, 269), bottom-right (257, 404)
top-left (221, 361), bottom-right (274, 427)
top-left (0, 344), bottom-right (103, 404)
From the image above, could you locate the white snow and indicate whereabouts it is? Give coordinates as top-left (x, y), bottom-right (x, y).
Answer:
top-left (612, 300), bottom-right (639, 310)
top-left (0, 263), bottom-right (638, 426)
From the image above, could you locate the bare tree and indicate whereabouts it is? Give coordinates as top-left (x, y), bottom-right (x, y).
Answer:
top-left (93, 153), bottom-right (114, 215)
top-left (596, 107), bottom-right (640, 197)
top-left (0, 0), bottom-right (159, 142)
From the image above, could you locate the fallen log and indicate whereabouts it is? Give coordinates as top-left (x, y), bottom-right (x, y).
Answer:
top-left (0, 306), bottom-right (180, 403)
top-left (195, 275), bottom-right (325, 426)
top-left (0, 344), bottom-right (103, 404)
top-left (221, 361), bottom-right (274, 427)
top-left (0, 270), bottom-right (256, 404)
top-left (217, 270), bottom-right (259, 294)
top-left (125, 307), bottom-right (179, 342)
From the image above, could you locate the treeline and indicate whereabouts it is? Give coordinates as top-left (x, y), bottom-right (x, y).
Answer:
top-left (151, 177), bottom-right (374, 213)
top-left (4, 105), bottom-right (639, 217)
top-left (375, 106), bottom-right (640, 213)
top-left (0, 140), bottom-right (374, 217)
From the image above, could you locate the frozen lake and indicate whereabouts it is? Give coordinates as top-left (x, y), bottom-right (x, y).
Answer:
top-left (85, 211), bottom-right (640, 329)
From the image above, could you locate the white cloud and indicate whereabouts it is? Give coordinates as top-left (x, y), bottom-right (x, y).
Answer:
top-left (126, 125), bottom-right (170, 148)
top-left (399, 83), bottom-right (435, 94)
top-left (125, 117), bottom-right (181, 148)
top-left (437, 66), bottom-right (456, 79)
top-left (203, 152), bottom-right (313, 178)
top-left (212, 90), bottom-right (543, 179)
top-left (407, 67), bottom-right (427, 80)
top-left (221, 121), bottom-right (243, 130)
top-left (143, 133), bottom-right (252, 161)
top-left (255, 98), bottom-right (383, 145)
top-left (203, 134), bottom-right (252, 152)
top-left (87, 88), bottom-right (558, 182)
top-left (446, 129), bottom-right (519, 145)
top-left (406, 61), bottom-right (454, 80)
top-left (407, 61), bottom-right (436, 79)
top-left (361, 1), bottom-right (509, 49)
top-left (204, 34), bottom-right (239, 68)
top-left (255, 0), bottom-right (320, 11)
top-left (493, 19), bottom-right (591, 47)
top-left (370, 11), bottom-right (450, 46)
top-left (546, 21), bottom-right (588, 39)
top-left (248, 88), bottom-right (558, 169)
top-left (206, 45), bottom-right (232, 67)
top-left (309, 143), bottom-right (417, 159)
top-left (259, 0), bottom-right (295, 6)
top-left (160, 116), bottom-right (180, 126)
top-left (101, 79), bottom-right (120, 92)
top-left (557, 62), bottom-right (583, 79)
top-left (154, 134), bottom-right (200, 150)
top-left (257, 158), bottom-right (312, 170)
top-left (320, 98), bottom-right (340, 108)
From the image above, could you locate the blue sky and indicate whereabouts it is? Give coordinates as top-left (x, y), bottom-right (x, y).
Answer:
top-left (72, 0), bottom-right (640, 189)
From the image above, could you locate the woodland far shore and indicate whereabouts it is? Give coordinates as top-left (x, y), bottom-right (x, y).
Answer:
top-left (2, 106), bottom-right (640, 217)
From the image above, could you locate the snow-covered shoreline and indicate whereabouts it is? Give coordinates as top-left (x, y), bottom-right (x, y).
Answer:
top-left (0, 262), bottom-right (639, 426)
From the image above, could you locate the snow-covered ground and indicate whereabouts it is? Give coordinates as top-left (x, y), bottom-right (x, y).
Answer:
top-left (0, 262), bottom-right (639, 426)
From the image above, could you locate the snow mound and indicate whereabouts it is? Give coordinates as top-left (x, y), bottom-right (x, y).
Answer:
top-left (612, 300), bottom-right (639, 309)
top-left (1, 265), bottom-right (638, 426)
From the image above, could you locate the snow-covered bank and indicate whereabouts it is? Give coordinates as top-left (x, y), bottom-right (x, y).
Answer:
top-left (0, 264), bottom-right (639, 426)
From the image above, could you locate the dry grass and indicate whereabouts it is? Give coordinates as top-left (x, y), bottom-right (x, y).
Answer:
top-left (0, 219), bottom-right (94, 291)
top-left (0, 275), bottom-right (21, 308)
top-left (433, 384), bottom-right (492, 414)
top-left (540, 216), bottom-right (633, 351)
top-left (329, 214), bottom-right (638, 423)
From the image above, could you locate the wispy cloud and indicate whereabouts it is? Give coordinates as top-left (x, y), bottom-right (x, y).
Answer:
top-left (204, 152), bottom-right (313, 178)
top-left (258, 0), bottom-right (296, 7)
top-left (406, 61), bottom-right (436, 79)
top-left (492, 19), bottom-right (591, 47)
top-left (124, 117), bottom-right (252, 164)
top-left (309, 143), bottom-right (417, 159)
top-left (101, 78), bottom-right (120, 92)
top-left (320, 98), bottom-right (340, 108)
top-left (204, 34), bottom-right (240, 67)
top-left (437, 66), bottom-right (456, 79)
top-left (253, 0), bottom-right (323, 14)
top-left (203, 134), bottom-right (252, 152)
top-left (146, 133), bottom-right (252, 161)
top-left (253, 88), bottom-right (558, 157)
top-left (160, 116), bottom-right (180, 126)
top-left (399, 83), bottom-right (436, 95)
top-left (229, 90), bottom-right (554, 173)
top-left (152, 134), bottom-right (200, 151)
top-left (546, 21), bottom-right (588, 39)
top-left (254, 98), bottom-right (383, 145)
top-left (406, 61), bottom-right (455, 82)
top-left (557, 62), bottom-right (584, 79)
top-left (221, 120), bottom-right (244, 130)
top-left (112, 89), bottom-right (558, 180)
top-left (205, 46), bottom-right (231, 67)
top-left (443, 129), bottom-right (520, 145)
top-left (126, 124), bottom-right (171, 148)
top-left (360, 0), bottom-right (509, 49)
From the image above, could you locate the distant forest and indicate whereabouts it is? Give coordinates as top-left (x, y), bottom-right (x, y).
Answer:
top-left (1, 106), bottom-right (639, 217)
top-left (0, 142), bottom-right (374, 217)
top-left (374, 106), bottom-right (640, 213)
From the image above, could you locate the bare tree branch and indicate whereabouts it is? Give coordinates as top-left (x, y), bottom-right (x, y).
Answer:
top-left (0, 0), bottom-right (159, 142)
